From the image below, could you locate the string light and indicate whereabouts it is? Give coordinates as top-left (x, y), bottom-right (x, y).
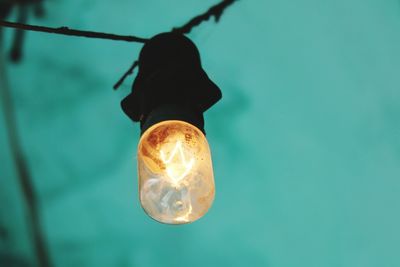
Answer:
top-left (122, 32), bottom-right (222, 224)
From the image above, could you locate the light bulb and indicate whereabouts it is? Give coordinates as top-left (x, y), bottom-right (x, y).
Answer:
top-left (137, 120), bottom-right (215, 224)
top-left (121, 33), bottom-right (222, 224)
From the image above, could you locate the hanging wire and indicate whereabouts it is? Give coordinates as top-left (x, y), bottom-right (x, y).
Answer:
top-left (173, 0), bottom-right (236, 34)
top-left (0, 21), bottom-right (149, 43)
top-left (113, 0), bottom-right (237, 90)
top-left (0, 0), bottom-right (237, 89)
top-left (113, 60), bottom-right (139, 91)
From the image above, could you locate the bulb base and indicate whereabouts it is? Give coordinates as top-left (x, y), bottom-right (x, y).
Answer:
top-left (121, 32), bottom-right (221, 124)
top-left (140, 104), bottom-right (204, 135)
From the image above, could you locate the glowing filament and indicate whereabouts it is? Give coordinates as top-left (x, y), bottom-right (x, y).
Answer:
top-left (160, 141), bottom-right (195, 184)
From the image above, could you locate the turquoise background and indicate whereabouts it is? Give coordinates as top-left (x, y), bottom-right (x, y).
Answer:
top-left (1, 0), bottom-right (400, 266)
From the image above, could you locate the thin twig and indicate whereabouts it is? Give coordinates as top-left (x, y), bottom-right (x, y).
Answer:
top-left (0, 20), bottom-right (149, 43)
top-left (113, 0), bottom-right (237, 90)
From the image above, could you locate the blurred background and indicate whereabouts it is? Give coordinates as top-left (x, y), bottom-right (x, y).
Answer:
top-left (1, 0), bottom-right (400, 266)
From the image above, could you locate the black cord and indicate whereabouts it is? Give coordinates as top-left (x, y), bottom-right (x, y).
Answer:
top-left (0, 21), bottom-right (149, 43)
top-left (113, 0), bottom-right (237, 90)
top-left (0, 0), bottom-right (237, 90)
top-left (173, 0), bottom-right (236, 34)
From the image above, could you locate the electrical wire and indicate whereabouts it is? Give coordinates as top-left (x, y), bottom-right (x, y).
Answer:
top-left (0, 0), bottom-right (237, 90)
top-left (0, 20), bottom-right (149, 43)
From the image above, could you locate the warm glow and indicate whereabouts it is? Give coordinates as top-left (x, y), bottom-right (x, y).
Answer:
top-left (137, 120), bottom-right (215, 224)
top-left (160, 141), bottom-right (195, 185)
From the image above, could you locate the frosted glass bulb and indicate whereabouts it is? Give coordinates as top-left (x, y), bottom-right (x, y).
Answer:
top-left (137, 120), bottom-right (215, 224)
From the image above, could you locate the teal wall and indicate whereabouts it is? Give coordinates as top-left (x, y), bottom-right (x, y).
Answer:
top-left (1, 0), bottom-right (400, 266)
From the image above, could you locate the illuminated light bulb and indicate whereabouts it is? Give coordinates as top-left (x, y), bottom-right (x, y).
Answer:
top-left (121, 32), bottom-right (222, 224)
top-left (138, 120), bottom-right (215, 224)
